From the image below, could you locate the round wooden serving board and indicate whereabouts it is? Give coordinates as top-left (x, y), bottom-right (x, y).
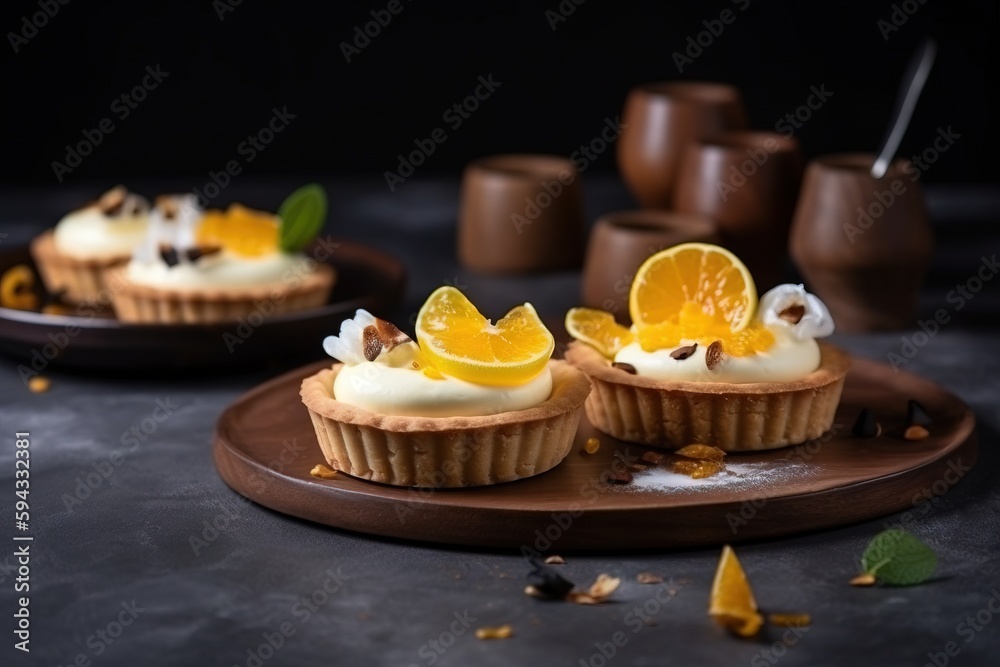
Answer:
top-left (213, 355), bottom-right (976, 550)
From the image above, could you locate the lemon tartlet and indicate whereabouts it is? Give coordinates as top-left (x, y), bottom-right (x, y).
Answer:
top-left (108, 185), bottom-right (335, 324)
top-left (564, 243), bottom-right (848, 451)
top-left (30, 185), bottom-right (149, 304)
top-left (300, 288), bottom-right (591, 487)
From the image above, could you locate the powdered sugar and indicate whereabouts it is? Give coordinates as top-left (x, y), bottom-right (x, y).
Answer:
top-left (624, 460), bottom-right (817, 495)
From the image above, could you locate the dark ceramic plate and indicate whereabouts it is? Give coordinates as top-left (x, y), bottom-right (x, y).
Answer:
top-left (0, 240), bottom-right (405, 372)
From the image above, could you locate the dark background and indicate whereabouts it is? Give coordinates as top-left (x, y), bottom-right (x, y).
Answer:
top-left (1, 0), bottom-right (998, 191)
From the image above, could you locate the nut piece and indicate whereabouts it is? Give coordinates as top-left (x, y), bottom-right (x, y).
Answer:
top-left (475, 625), bottom-right (513, 640)
top-left (583, 437), bottom-right (600, 454)
top-left (641, 450), bottom-right (666, 465)
top-left (768, 613), bottom-right (811, 627)
top-left (98, 185), bottom-right (127, 215)
top-left (611, 362), bottom-right (637, 374)
top-left (155, 195), bottom-right (180, 220)
top-left (544, 555), bottom-right (566, 565)
top-left (606, 469), bottom-right (633, 484)
top-left (362, 325), bottom-right (382, 362)
top-left (309, 464), bottom-right (338, 479)
top-left (850, 573), bottom-right (876, 587)
top-left (636, 572), bottom-right (664, 584)
top-left (904, 425), bottom-right (930, 441)
top-left (374, 317), bottom-right (411, 352)
top-left (705, 340), bottom-right (725, 371)
top-left (670, 343), bottom-right (698, 360)
top-left (28, 376), bottom-right (50, 393)
top-left (778, 304), bottom-right (806, 324)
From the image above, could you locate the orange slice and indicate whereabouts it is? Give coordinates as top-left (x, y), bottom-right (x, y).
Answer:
top-left (629, 243), bottom-right (756, 331)
top-left (415, 287), bottom-right (554, 386)
top-left (565, 307), bottom-right (634, 358)
top-left (709, 545), bottom-right (764, 637)
top-left (0, 265), bottom-right (39, 311)
top-left (196, 203), bottom-right (280, 257)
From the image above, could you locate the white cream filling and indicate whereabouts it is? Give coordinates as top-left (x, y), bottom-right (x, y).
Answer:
top-left (333, 343), bottom-right (553, 417)
top-left (614, 331), bottom-right (821, 384)
top-left (124, 251), bottom-right (314, 291)
top-left (53, 207), bottom-right (149, 259)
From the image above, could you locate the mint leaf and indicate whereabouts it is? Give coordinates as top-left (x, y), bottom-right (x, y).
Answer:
top-left (860, 529), bottom-right (937, 586)
top-left (278, 184), bottom-right (327, 252)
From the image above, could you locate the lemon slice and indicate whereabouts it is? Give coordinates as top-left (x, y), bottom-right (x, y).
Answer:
top-left (565, 307), bottom-right (634, 358)
top-left (415, 286), bottom-right (554, 386)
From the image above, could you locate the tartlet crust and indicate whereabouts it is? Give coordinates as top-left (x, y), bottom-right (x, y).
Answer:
top-left (300, 359), bottom-right (591, 487)
top-left (564, 340), bottom-right (850, 451)
top-left (29, 229), bottom-right (128, 304)
top-left (104, 262), bottom-right (335, 324)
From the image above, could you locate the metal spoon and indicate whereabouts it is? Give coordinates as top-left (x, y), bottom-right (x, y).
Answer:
top-left (871, 38), bottom-right (937, 179)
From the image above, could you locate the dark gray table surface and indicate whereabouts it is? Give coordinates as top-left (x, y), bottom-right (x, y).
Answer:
top-left (1, 176), bottom-right (999, 666)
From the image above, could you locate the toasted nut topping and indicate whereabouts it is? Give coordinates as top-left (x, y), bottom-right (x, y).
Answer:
top-left (768, 613), bottom-right (811, 627)
top-left (375, 317), bottom-right (411, 351)
top-left (670, 343), bottom-right (698, 360)
top-left (636, 572), bottom-right (664, 584)
top-left (566, 574), bottom-right (622, 604)
top-left (98, 185), bottom-right (127, 215)
top-left (904, 425), bottom-right (930, 441)
top-left (475, 625), bottom-right (513, 640)
top-left (544, 555), bottom-right (566, 565)
top-left (641, 450), bottom-right (666, 465)
top-left (155, 195), bottom-right (180, 220)
top-left (362, 325), bottom-right (382, 362)
top-left (705, 340), bottom-right (725, 371)
top-left (674, 444), bottom-right (726, 461)
top-left (606, 469), bottom-right (633, 484)
top-left (28, 376), bottom-right (50, 393)
top-left (850, 573), bottom-right (876, 587)
top-left (583, 437), bottom-right (600, 454)
top-left (611, 362), bottom-right (637, 374)
top-left (309, 464), bottom-right (338, 479)
top-left (778, 304), bottom-right (806, 324)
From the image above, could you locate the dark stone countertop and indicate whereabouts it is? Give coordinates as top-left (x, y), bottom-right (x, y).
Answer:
top-left (0, 176), bottom-right (998, 666)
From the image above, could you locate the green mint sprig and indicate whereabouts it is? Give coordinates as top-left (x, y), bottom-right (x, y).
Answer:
top-left (278, 183), bottom-right (327, 252)
top-left (859, 529), bottom-right (937, 586)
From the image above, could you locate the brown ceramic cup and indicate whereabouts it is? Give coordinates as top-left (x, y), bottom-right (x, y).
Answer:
top-left (457, 154), bottom-right (586, 273)
top-left (616, 82), bottom-right (747, 210)
top-left (790, 153), bottom-right (933, 332)
top-left (581, 210), bottom-right (718, 323)
top-left (674, 131), bottom-right (804, 291)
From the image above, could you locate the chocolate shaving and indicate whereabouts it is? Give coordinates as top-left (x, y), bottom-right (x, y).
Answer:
top-left (362, 325), bottom-right (383, 361)
top-left (98, 186), bottom-right (127, 215)
top-left (851, 408), bottom-right (881, 438)
top-left (778, 304), bottom-right (806, 324)
top-left (670, 343), bottom-right (698, 360)
top-left (374, 317), bottom-right (411, 352)
top-left (159, 247), bottom-right (180, 267)
top-left (527, 559), bottom-right (574, 598)
top-left (159, 244), bottom-right (221, 267)
top-left (184, 246), bottom-right (222, 262)
top-left (611, 362), bottom-right (637, 374)
top-left (907, 399), bottom-right (933, 427)
top-left (705, 340), bottom-right (725, 371)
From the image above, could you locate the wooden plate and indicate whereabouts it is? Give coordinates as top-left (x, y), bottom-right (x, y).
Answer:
top-left (213, 356), bottom-right (976, 550)
top-left (0, 240), bottom-right (405, 371)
